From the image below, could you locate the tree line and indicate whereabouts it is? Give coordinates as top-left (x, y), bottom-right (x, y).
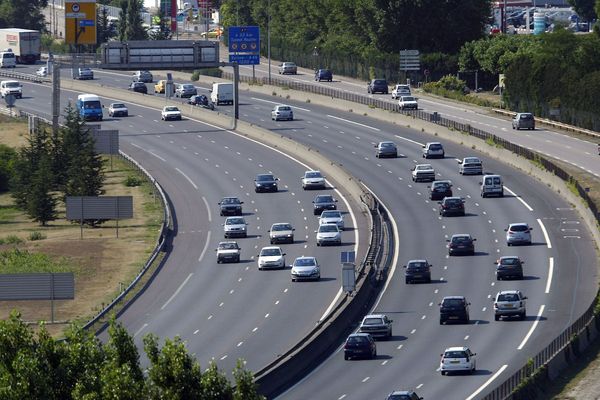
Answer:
top-left (0, 312), bottom-right (264, 399)
top-left (0, 106), bottom-right (104, 226)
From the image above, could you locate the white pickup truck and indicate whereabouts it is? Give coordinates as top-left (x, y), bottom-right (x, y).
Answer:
top-left (0, 80), bottom-right (22, 99)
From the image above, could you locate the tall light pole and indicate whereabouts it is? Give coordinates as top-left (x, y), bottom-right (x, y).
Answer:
top-left (267, 0), bottom-right (271, 84)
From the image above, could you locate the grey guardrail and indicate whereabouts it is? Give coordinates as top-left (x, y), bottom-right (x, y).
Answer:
top-left (0, 69), bottom-right (48, 83)
top-left (10, 110), bottom-right (172, 333)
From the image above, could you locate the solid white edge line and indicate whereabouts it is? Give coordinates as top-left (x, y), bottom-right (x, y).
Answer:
top-left (175, 167), bottom-right (198, 190)
top-left (160, 272), bottom-right (194, 311)
top-left (327, 114), bottom-right (381, 131)
top-left (504, 186), bottom-right (533, 211)
top-left (198, 231), bottom-right (211, 263)
top-left (545, 257), bottom-right (554, 294)
top-left (465, 364), bottom-right (508, 400)
top-left (202, 196), bottom-right (212, 222)
top-left (394, 134), bottom-right (424, 147)
top-left (517, 304), bottom-right (545, 350)
top-left (537, 218), bottom-right (552, 248)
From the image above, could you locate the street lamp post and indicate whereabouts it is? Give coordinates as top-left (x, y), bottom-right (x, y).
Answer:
top-left (313, 46), bottom-right (319, 71)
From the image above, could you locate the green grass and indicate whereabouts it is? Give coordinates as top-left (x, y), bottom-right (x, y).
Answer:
top-left (0, 248), bottom-right (76, 274)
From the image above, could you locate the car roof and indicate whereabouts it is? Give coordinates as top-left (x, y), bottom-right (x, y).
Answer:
top-left (464, 157), bottom-right (481, 162)
top-left (364, 314), bottom-right (386, 319)
top-left (388, 391), bottom-right (414, 395)
top-left (444, 346), bottom-right (469, 352)
top-left (509, 222), bottom-right (529, 226)
top-left (261, 246), bottom-right (281, 251)
top-left (348, 333), bottom-right (371, 338)
top-left (379, 141), bottom-right (395, 145)
top-left (427, 141), bottom-right (442, 145)
top-left (443, 196), bottom-right (462, 201)
top-left (416, 164), bottom-right (433, 168)
top-left (295, 256), bottom-right (316, 261)
top-left (498, 289), bottom-right (520, 295)
top-left (451, 233), bottom-right (471, 238)
top-left (442, 295), bottom-right (466, 300)
top-left (499, 256), bottom-right (520, 260)
top-left (407, 259), bottom-right (427, 263)
top-left (225, 216), bottom-right (245, 221)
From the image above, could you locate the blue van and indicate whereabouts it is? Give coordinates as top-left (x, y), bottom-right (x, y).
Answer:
top-left (76, 94), bottom-right (103, 121)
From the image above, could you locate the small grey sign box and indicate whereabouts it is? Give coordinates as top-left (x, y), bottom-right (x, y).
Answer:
top-left (66, 196), bottom-right (133, 220)
top-left (0, 273), bottom-right (74, 300)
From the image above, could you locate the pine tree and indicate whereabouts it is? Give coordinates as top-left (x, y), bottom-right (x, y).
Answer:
top-left (26, 155), bottom-right (57, 226)
top-left (11, 126), bottom-right (50, 210)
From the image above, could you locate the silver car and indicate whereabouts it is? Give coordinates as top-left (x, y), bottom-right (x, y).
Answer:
top-left (375, 141), bottom-right (398, 158)
top-left (318, 210), bottom-right (344, 230)
top-left (223, 216), bottom-right (247, 238)
top-left (278, 62), bottom-right (297, 74)
top-left (175, 83), bottom-right (197, 98)
top-left (458, 157), bottom-right (483, 175)
top-left (269, 222), bottom-right (295, 244)
top-left (315, 223), bottom-right (341, 246)
top-left (512, 112), bottom-right (535, 130)
top-left (301, 170), bottom-right (326, 189)
top-left (132, 70), bottom-right (153, 83)
top-left (505, 223), bottom-right (533, 246)
top-left (494, 290), bottom-right (527, 320)
top-left (291, 256), bottom-right (321, 281)
top-left (271, 105), bottom-right (294, 121)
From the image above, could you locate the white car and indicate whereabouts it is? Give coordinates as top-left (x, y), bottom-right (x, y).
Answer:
top-left (319, 210), bottom-right (344, 230)
top-left (161, 106), bottom-right (182, 121)
top-left (271, 104), bottom-right (294, 121)
top-left (291, 256), bottom-right (321, 281)
top-left (422, 142), bottom-right (445, 159)
top-left (458, 157), bottom-right (483, 175)
top-left (505, 223), bottom-right (533, 246)
top-left (440, 346), bottom-right (476, 375)
top-left (494, 290), bottom-right (527, 320)
top-left (269, 222), bottom-right (295, 244)
top-left (315, 223), bottom-right (341, 246)
top-left (391, 84), bottom-right (411, 99)
top-left (411, 164), bottom-right (436, 182)
top-left (257, 246), bottom-right (286, 270)
top-left (216, 241), bottom-right (241, 263)
top-left (108, 103), bottom-right (129, 117)
top-left (35, 66), bottom-right (48, 77)
top-left (301, 170), bottom-right (326, 189)
top-left (398, 95), bottom-right (418, 110)
top-left (222, 216), bottom-right (247, 238)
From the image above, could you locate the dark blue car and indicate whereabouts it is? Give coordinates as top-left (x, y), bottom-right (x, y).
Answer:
top-left (315, 69), bottom-right (333, 82)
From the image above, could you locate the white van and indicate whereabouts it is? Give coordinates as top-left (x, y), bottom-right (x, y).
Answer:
top-left (0, 51), bottom-right (16, 68)
top-left (0, 80), bottom-right (22, 98)
top-left (480, 174), bottom-right (504, 198)
top-left (210, 82), bottom-right (233, 105)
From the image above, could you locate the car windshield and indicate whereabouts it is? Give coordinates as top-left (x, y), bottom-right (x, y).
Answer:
top-left (221, 198), bottom-right (240, 204)
top-left (283, 62), bottom-right (295, 67)
top-left (434, 183), bottom-right (449, 190)
top-left (380, 142), bottom-right (394, 147)
top-left (465, 158), bottom-right (480, 163)
top-left (272, 224), bottom-right (292, 231)
top-left (305, 171), bottom-right (322, 178)
top-left (294, 258), bottom-right (315, 267)
top-left (319, 225), bottom-right (338, 232)
top-left (80, 68), bottom-right (91, 72)
top-left (112, 103), bottom-right (125, 108)
top-left (408, 261), bottom-right (427, 269)
top-left (316, 195), bottom-right (333, 203)
top-left (165, 107), bottom-right (179, 112)
top-left (5, 82), bottom-right (19, 88)
top-left (510, 224), bottom-right (529, 232)
top-left (442, 298), bottom-right (465, 307)
top-left (257, 175), bottom-right (275, 182)
top-left (452, 236), bottom-right (470, 243)
top-left (261, 248), bottom-right (281, 256)
top-left (429, 144), bottom-right (442, 150)
top-left (363, 317), bottom-right (383, 325)
top-left (388, 395), bottom-right (413, 400)
top-left (219, 243), bottom-right (238, 250)
top-left (321, 211), bottom-right (341, 218)
top-left (278, 106), bottom-right (291, 111)
top-left (416, 165), bottom-right (431, 171)
top-left (133, 83), bottom-right (144, 87)
top-left (402, 96), bottom-right (415, 101)
top-left (444, 351), bottom-right (468, 358)
top-left (84, 101), bottom-right (101, 109)
top-left (445, 199), bottom-right (462, 205)
top-left (374, 80), bottom-right (386, 85)
top-left (182, 84), bottom-right (194, 89)
top-left (226, 218), bottom-right (244, 225)
top-left (347, 336), bottom-right (368, 344)
top-left (498, 293), bottom-right (520, 301)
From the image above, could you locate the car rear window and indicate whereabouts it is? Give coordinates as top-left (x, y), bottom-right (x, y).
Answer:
top-left (320, 225), bottom-right (338, 232)
top-left (408, 261), bottom-right (427, 269)
top-left (374, 80), bottom-right (386, 85)
top-left (316, 195), bottom-right (333, 202)
top-left (510, 225), bottom-right (529, 232)
top-left (452, 236), bottom-right (469, 243)
top-left (498, 293), bottom-right (519, 301)
top-left (227, 218), bottom-right (244, 225)
top-left (363, 317), bottom-right (383, 325)
top-left (306, 171), bottom-right (321, 178)
top-left (445, 199), bottom-right (461, 205)
top-left (295, 258), bottom-right (315, 267)
top-left (257, 175), bottom-right (275, 181)
top-left (520, 114), bottom-right (533, 120)
top-left (444, 351), bottom-right (467, 358)
top-left (429, 144), bottom-right (442, 150)
top-left (348, 336), bottom-right (368, 344)
top-left (501, 258), bottom-right (519, 265)
top-left (219, 243), bottom-right (237, 249)
top-left (442, 298), bottom-right (464, 307)
top-left (278, 106), bottom-right (291, 111)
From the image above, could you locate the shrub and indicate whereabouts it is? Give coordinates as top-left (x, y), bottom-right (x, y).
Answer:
top-left (29, 231), bottom-right (46, 241)
top-left (124, 175), bottom-right (143, 187)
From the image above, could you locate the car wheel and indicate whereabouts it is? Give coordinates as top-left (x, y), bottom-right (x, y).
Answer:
top-left (500, 191), bottom-right (504, 197)
top-left (316, 242), bottom-right (320, 247)
top-left (344, 354), bottom-right (348, 360)
top-left (521, 312), bottom-right (526, 320)
top-left (440, 319), bottom-right (444, 325)
top-left (494, 315), bottom-right (500, 321)
top-left (405, 278), bottom-right (410, 284)
top-left (235, 256), bottom-right (240, 263)
top-left (441, 371), bottom-right (446, 376)
top-left (373, 349), bottom-right (377, 358)
top-left (217, 259), bottom-right (221, 264)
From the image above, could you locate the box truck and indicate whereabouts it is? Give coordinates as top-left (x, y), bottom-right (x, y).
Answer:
top-left (0, 28), bottom-right (41, 64)
top-left (210, 82), bottom-right (233, 105)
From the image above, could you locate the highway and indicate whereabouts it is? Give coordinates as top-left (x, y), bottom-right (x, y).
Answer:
top-left (9, 65), bottom-right (599, 399)
top-left (14, 74), bottom-right (368, 376)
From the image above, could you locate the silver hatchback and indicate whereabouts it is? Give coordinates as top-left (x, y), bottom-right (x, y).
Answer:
top-left (505, 223), bottom-right (533, 246)
top-left (271, 105), bottom-right (294, 121)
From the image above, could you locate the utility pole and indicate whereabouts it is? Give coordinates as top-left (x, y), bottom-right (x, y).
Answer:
top-left (267, 0), bottom-right (271, 84)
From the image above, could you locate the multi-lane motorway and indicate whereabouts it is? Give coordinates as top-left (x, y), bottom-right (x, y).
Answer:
top-left (9, 64), bottom-right (599, 399)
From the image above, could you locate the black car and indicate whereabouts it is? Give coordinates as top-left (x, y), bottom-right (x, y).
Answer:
top-left (495, 256), bottom-right (524, 280)
top-left (438, 197), bottom-right (465, 216)
top-left (218, 196), bottom-right (243, 216)
top-left (129, 82), bottom-right (148, 94)
top-left (313, 194), bottom-right (337, 215)
top-left (404, 259), bottom-right (431, 284)
top-left (315, 69), bottom-right (333, 82)
top-left (439, 296), bottom-right (470, 324)
top-left (447, 234), bottom-right (476, 256)
top-left (385, 391), bottom-right (423, 400)
top-left (343, 333), bottom-right (376, 360)
top-left (429, 180), bottom-right (453, 201)
top-left (367, 78), bottom-right (389, 94)
top-left (254, 174), bottom-right (279, 193)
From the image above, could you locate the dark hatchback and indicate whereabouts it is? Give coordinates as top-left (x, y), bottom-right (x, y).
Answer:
top-left (315, 69), bottom-right (333, 82)
top-left (495, 256), bottom-right (524, 280)
top-left (438, 197), bottom-right (465, 216)
top-left (429, 180), bottom-right (453, 201)
top-left (447, 234), bottom-right (476, 256)
top-left (343, 333), bottom-right (377, 360)
top-left (439, 296), bottom-right (470, 324)
top-left (404, 259), bottom-right (431, 284)
top-left (254, 174), bottom-right (279, 193)
top-left (129, 82), bottom-right (148, 94)
top-left (313, 194), bottom-right (337, 215)
top-left (367, 79), bottom-right (389, 94)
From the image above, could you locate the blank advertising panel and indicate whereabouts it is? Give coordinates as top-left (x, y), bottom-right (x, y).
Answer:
top-left (66, 196), bottom-right (133, 220)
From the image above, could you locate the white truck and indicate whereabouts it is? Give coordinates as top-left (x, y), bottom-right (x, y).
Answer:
top-left (210, 82), bottom-right (233, 105)
top-left (0, 80), bottom-right (23, 99)
top-left (0, 28), bottom-right (41, 64)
